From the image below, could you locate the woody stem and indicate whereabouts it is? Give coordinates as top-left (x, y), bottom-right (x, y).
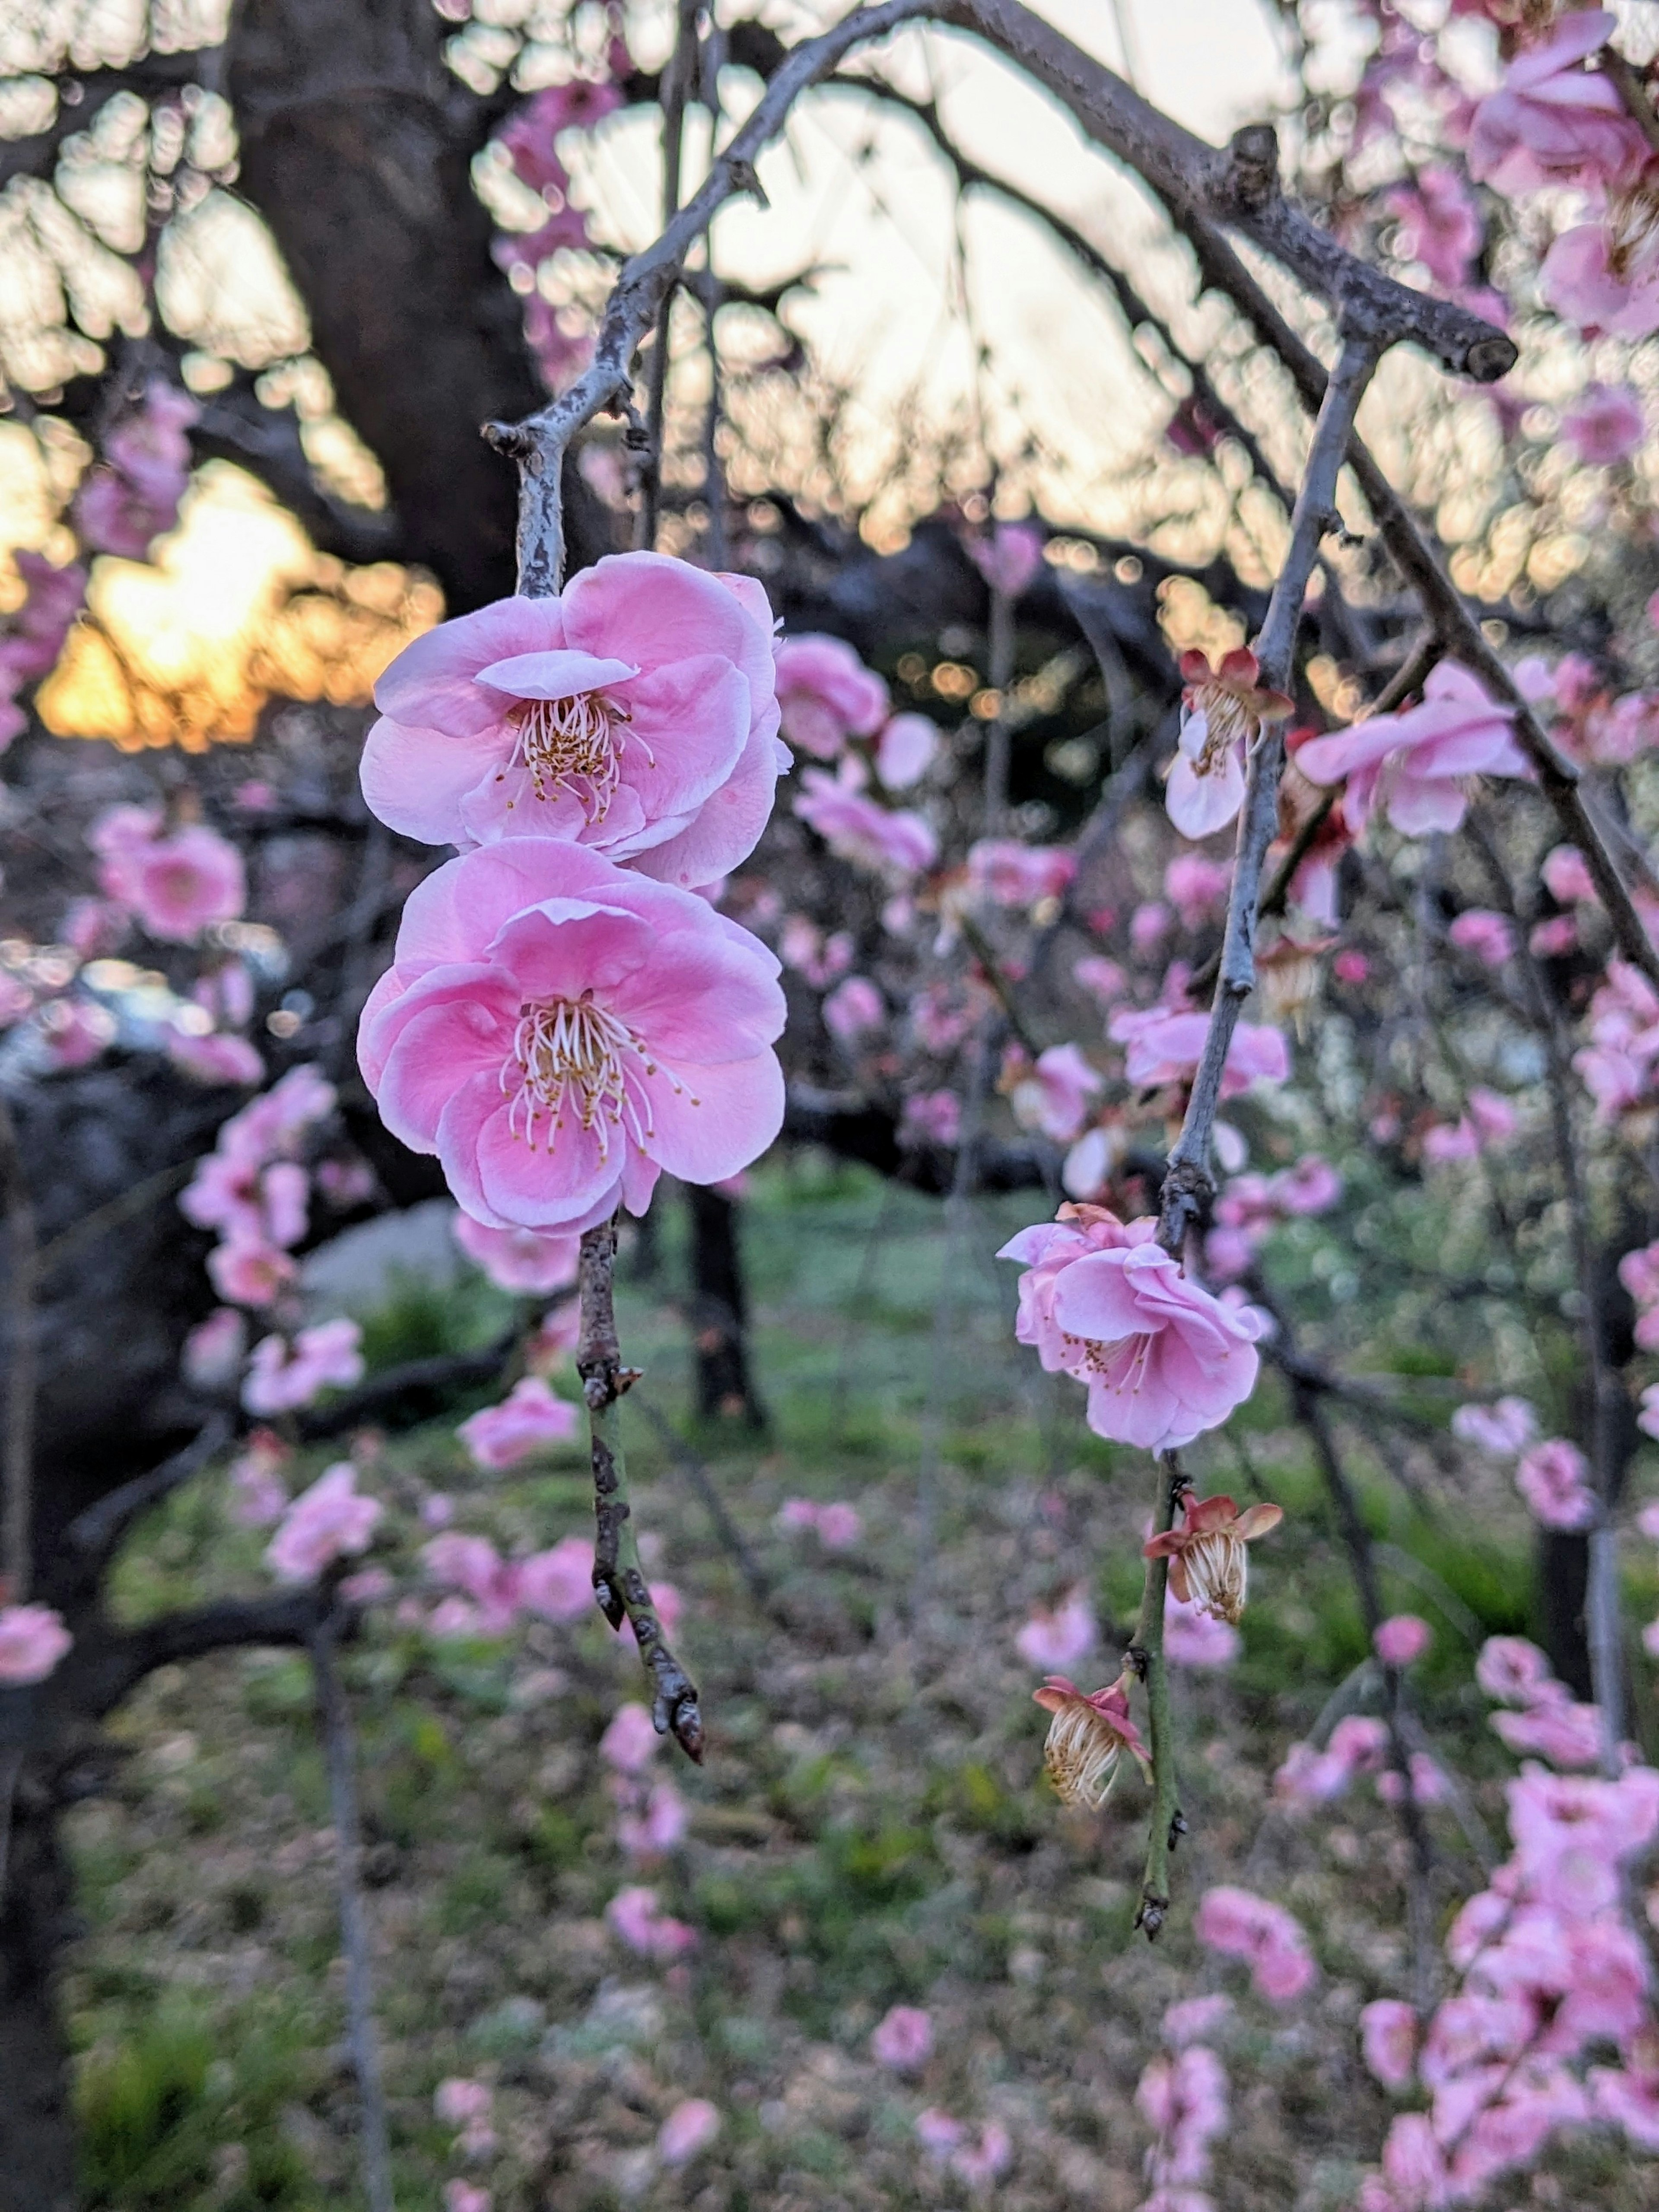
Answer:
top-left (1131, 1453), bottom-right (1185, 1939)
top-left (577, 1217), bottom-right (704, 1761)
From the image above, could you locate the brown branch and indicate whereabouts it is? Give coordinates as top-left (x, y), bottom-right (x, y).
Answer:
top-left (0, 1099), bottom-right (37, 1603)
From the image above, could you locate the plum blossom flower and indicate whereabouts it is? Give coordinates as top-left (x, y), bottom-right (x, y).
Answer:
top-left (265, 1463), bottom-right (381, 1581)
top-left (902, 1090), bottom-right (961, 1147)
top-left (456, 1377), bottom-right (579, 1471)
top-left (1295, 664), bottom-right (1529, 837)
top-left (362, 555), bottom-right (785, 888)
top-left (773, 634), bottom-right (888, 759)
top-left (207, 1238), bottom-right (296, 1309)
top-left (434, 2079), bottom-right (493, 2129)
top-left (1163, 1994), bottom-right (1232, 2047)
top-left (967, 521), bottom-right (1045, 597)
top-left (1360, 2000), bottom-right (1419, 2091)
top-left (95, 817), bottom-right (246, 944)
top-left (1015, 1589), bottom-right (1096, 1672)
top-left (1386, 165), bottom-right (1482, 289)
top-left (876, 712), bottom-right (938, 788)
top-left (1448, 909), bottom-right (1516, 966)
top-left (1, 552), bottom-right (85, 684)
top-left (606, 1884), bottom-right (696, 1960)
top-left (1006, 1042), bottom-right (1102, 1142)
top-left (1194, 1885), bottom-right (1316, 2002)
top-left (1163, 853), bottom-right (1232, 929)
top-left (74, 380), bottom-right (198, 555)
top-left (169, 1031), bottom-right (265, 1087)
top-left (1138, 2041), bottom-right (1229, 2192)
top-left (1491, 1698), bottom-right (1604, 1767)
top-left (1274, 1716), bottom-right (1389, 1806)
top-left (451, 1211), bottom-right (580, 1295)
top-left (1144, 1494), bottom-right (1284, 1624)
top-left (871, 2005), bottom-right (933, 2071)
top-left (1452, 1398), bottom-right (1538, 1456)
top-left (1541, 219), bottom-right (1659, 339)
top-left (616, 1780), bottom-right (688, 1860)
top-left (1109, 1004), bottom-right (1288, 1096)
top-left (513, 1535), bottom-right (593, 1621)
top-left (822, 975), bottom-right (884, 1043)
top-left (658, 2099), bottom-right (721, 2164)
top-left (793, 770), bottom-right (938, 876)
top-left (243, 1319), bottom-right (364, 1417)
top-left (1561, 381), bottom-right (1646, 463)
top-left (0, 1603), bottom-right (72, 1684)
top-left (359, 841), bottom-right (785, 1235)
top-left (1376, 1615), bottom-right (1432, 1668)
top-left (999, 1207), bottom-right (1265, 1452)
top-left (1166, 648), bottom-right (1293, 840)
top-left (182, 1306), bottom-right (247, 1391)
top-left (1477, 1636), bottom-right (1566, 1708)
top-left (966, 839), bottom-right (1075, 907)
top-left (1033, 1674), bottom-right (1151, 1806)
top-left (226, 1430), bottom-right (289, 1526)
top-left (1515, 1437), bottom-right (1596, 1529)
top-left (1467, 13), bottom-right (1645, 197)
top-left (443, 2183), bottom-right (491, 2212)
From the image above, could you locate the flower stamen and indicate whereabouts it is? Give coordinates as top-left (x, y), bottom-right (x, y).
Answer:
top-left (504, 691), bottom-right (632, 820)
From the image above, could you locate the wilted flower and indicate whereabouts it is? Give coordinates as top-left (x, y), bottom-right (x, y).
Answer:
top-left (1143, 1494), bottom-right (1284, 1624)
top-left (1166, 647), bottom-right (1293, 840)
top-left (1032, 1674), bottom-right (1152, 1808)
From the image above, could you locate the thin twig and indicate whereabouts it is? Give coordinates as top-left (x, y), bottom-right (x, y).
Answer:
top-left (578, 1220), bottom-right (703, 1760)
top-left (311, 1616), bottom-right (396, 2212)
top-left (0, 1097), bottom-right (37, 1602)
top-left (1128, 1453), bottom-right (1186, 1938)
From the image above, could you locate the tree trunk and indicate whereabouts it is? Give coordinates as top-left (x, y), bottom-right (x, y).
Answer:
top-left (0, 1762), bottom-right (76, 2212)
top-left (687, 1185), bottom-right (764, 1427)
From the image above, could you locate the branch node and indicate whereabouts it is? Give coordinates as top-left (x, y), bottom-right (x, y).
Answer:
top-left (1220, 123), bottom-right (1280, 213)
top-left (1135, 1888), bottom-right (1170, 1941)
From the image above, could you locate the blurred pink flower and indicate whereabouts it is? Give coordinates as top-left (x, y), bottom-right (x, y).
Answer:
top-left (601, 1702), bottom-right (659, 1775)
top-left (362, 556), bottom-right (785, 885)
top-left (774, 635), bottom-right (888, 759)
top-left (1109, 1005), bottom-right (1288, 1096)
top-left (1467, 13), bottom-right (1644, 197)
top-left (169, 1032), bottom-right (264, 1087)
top-left (99, 822), bottom-right (245, 944)
top-left (1374, 1615), bottom-right (1431, 1668)
top-left (1541, 220), bottom-right (1659, 338)
top-left (1515, 1438), bottom-right (1596, 1529)
top-left (1452, 1398), bottom-right (1537, 1457)
top-left (606, 1884), bottom-right (696, 1960)
top-left (434, 2079), bottom-right (493, 2127)
top-left (816, 1502), bottom-right (862, 1549)
top-left (823, 975), bottom-right (884, 1043)
top-left (243, 1319), bottom-right (363, 1416)
top-left (514, 1535), bottom-right (593, 1621)
top-left (182, 1306), bottom-right (247, 1392)
top-left (226, 1430), bottom-right (289, 1526)
top-left (915, 2108), bottom-right (966, 2156)
top-left (1007, 1042), bottom-right (1103, 1143)
top-left (1163, 853), bottom-right (1233, 928)
top-left (1015, 1589), bottom-right (1096, 1672)
top-left (1131, 899), bottom-right (1170, 953)
top-left (265, 1462), bottom-right (380, 1582)
top-left (1476, 1636), bottom-right (1564, 1707)
top-left (207, 1237), bottom-right (296, 1309)
top-left (1296, 664), bottom-right (1528, 838)
top-left (950, 2120), bottom-right (1013, 2187)
top-left (968, 522), bottom-right (1044, 598)
top-left (1194, 1885), bottom-right (1316, 2002)
top-left (1491, 1699), bottom-right (1604, 1767)
top-left (902, 1090), bottom-right (962, 1147)
top-left (1164, 1589), bottom-right (1240, 1669)
top-left (1561, 381), bottom-right (1646, 463)
top-left (1071, 953), bottom-right (1126, 1004)
top-left (1386, 165), bottom-right (1482, 289)
top-left (657, 2097), bottom-right (721, 2164)
top-left (966, 840), bottom-right (1075, 907)
top-left (794, 771), bottom-right (938, 876)
top-left (876, 713), bottom-right (937, 789)
top-left (0, 1602), bottom-right (72, 1684)
top-left (0, 550), bottom-right (85, 682)
top-left (1360, 1999), bottom-right (1419, 2091)
top-left (871, 2004), bottom-right (933, 2072)
top-left (617, 1780), bottom-right (688, 1860)
top-left (452, 1212), bottom-right (580, 1296)
top-left (1163, 1994), bottom-right (1231, 2047)
top-left (1448, 909), bottom-right (1516, 966)
top-left (443, 2184), bottom-right (491, 2212)
top-left (457, 1377), bottom-right (580, 1471)
top-left (75, 381), bottom-right (197, 555)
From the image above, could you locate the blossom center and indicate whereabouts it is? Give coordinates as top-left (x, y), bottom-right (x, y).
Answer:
top-left (1185, 686), bottom-right (1253, 774)
top-left (1182, 1530), bottom-right (1247, 1623)
top-left (506, 690), bottom-right (632, 820)
top-left (504, 992), bottom-right (654, 1155)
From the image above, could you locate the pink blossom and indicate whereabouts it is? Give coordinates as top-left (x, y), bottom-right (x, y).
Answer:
top-left (1515, 1437), bottom-right (1596, 1530)
top-left (1452, 1398), bottom-right (1537, 1457)
top-left (1014, 1588), bottom-right (1096, 1672)
top-left (38, 998), bottom-right (114, 1068)
top-left (100, 823), bottom-right (245, 944)
top-left (616, 1779), bottom-right (688, 1860)
top-left (1007, 1042), bottom-right (1102, 1142)
top-left (823, 975), bottom-right (884, 1043)
top-left (1164, 1589), bottom-right (1240, 1669)
top-left (1273, 1155), bottom-right (1342, 1214)
top-left (950, 2121), bottom-right (1013, 2188)
top-left (1448, 909), bottom-right (1516, 966)
top-left (1467, 1086), bottom-right (1517, 1145)
top-left (1377, 1753), bottom-right (1452, 1808)
top-left (793, 771), bottom-right (938, 876)
top-left (207, 1237), bottom-right (296, 1309)
top-left (1386, 165), bottom-right (1482, 290)
top-left (1375, 1615), bottom-right (1432, 1668)
top-left (1163, 854), bottom-right (1232, 928)
top-left (1072, 953), bottom-right (1126, 1004)
top-left (902, 1090), bottom-right (961, 1147)
top-left (1130, 900), bottom-right (1172, 953)
top-left (773, 634), bottom-right (888, 759)
top-left (1361, 2000), bottom-right (1420, 2091)
top-left (456, 1376), bottom-right (579, 1471)
top-left (1477, 1636), bottom-right (1564, 1707)
top-left (1296, 664), bottom-right (1529, 838)
top-left (999, 1208), bottom-right (1264, 1453)
top-left (1162, 1994), bottom-right (1232, 2047)
top-left (1138, 2043), bottom-right (1229, 2191)
top-left (1541, 220), bottom-right (1659, 339)
top-left (264, 1462), bottom-right (380, 1581)
top-left (1194, 1885), bottom-right (1316, 2002)
top-left (1620, 1238), bottom-right (1659, 1309)
top-left (75, 381), bottom-right (197, 555)
top-left (169, 1031), bottom-right (265, 1087)
top-left (601, 1702), bottom-right (660, 1774)
top-left (1109, 1005), bottom-right (1288, 1095)
top-left (359, 841), bottom-right (785, 1234)
top-left (1529, 912), bottom-right (1580, 957)
top-left (606, 1884), bottom-right (696, 1961)
top-left (968, 522), bottom-right (1045, 598)
top-left (966, 839), bottom-right (1075, 907)
top-left (1542, 844), bottom-right (1598, 905)
top-left (1467, 13), bottom-right (1643, 197)
top-left (422, 1533), bottom-right (521, 1635)
top-left (60, 897), bottom-right (128, 959)
top-left (512, 1535), bottom-right (594, 1621)
top-left (1590, 2060), bottom-right (1659, 2148)
top-left (1561, 381), bottom-right (1646, 464)
top-left (452, 1211), bottom-right (580, 1296)
top-left (0, 551), bottom-right (85, 681)
top-left (1274, 1716), bottom-right (1389, 1805)
top-left (1492, 1700), bottom-right (1605, 1767)
top-left (1062, 1125), bottom-right (1119, 1203)
top-left (181, 1306), bottom-right (247, 1391)
top-left (1423, 1119), bottom-right (1478, 1166)
top-left (443, 2184), bottom-right (491, 2212)
top-left (816, 1502), bottom-right (862, 1549)
top-left (243, 1319), bottom-right (364, 1416)
top-left (657, 2098), bottom-right (721, 2164)
top-left (871, 2004), bottom-right (933, 2071)
top-left (435, 2079), bottom-right (493, 2127)
top-left (1379, 2111), bottom-right (1448, 2209)
top-left (915, 2108), bottom-right (966, 2157)
top-left (226, 1430), bottom-right (289, 1526)
top-left (362, 556), bottom-right (785, 886)
top-left (876, 713), bottom-right (938, 788)
top-left (0, 1602), bottom-right (72, 1684)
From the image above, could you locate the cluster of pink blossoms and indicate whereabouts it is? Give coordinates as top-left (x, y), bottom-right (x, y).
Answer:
top-left (419, 1530), bottom-right (592, 1639)
top-left (265, 1462), bottom-right (381, 1582)
top-left (491, 72), bottom-right (622, 391)
top-left (74, 379), bottom-right (199, 559)
top-left (0, 551), bottom-right (85, 750)
top-left (1205, 1152), bottom-right (1342, 1280)
top-left (1575, 959), bottom-right (1659, 1122)
top-left (600, 1700), bottom-right (689, 1862)
top-left (999, 1205), bottom-right (1265, 1453)
top-left (1195, 1884), bottom-right (1316, 2002)
top-left (1134, 1996), bottom-right (1232, 2212)
top-left (358, 554), bottom-right (790, 1236)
